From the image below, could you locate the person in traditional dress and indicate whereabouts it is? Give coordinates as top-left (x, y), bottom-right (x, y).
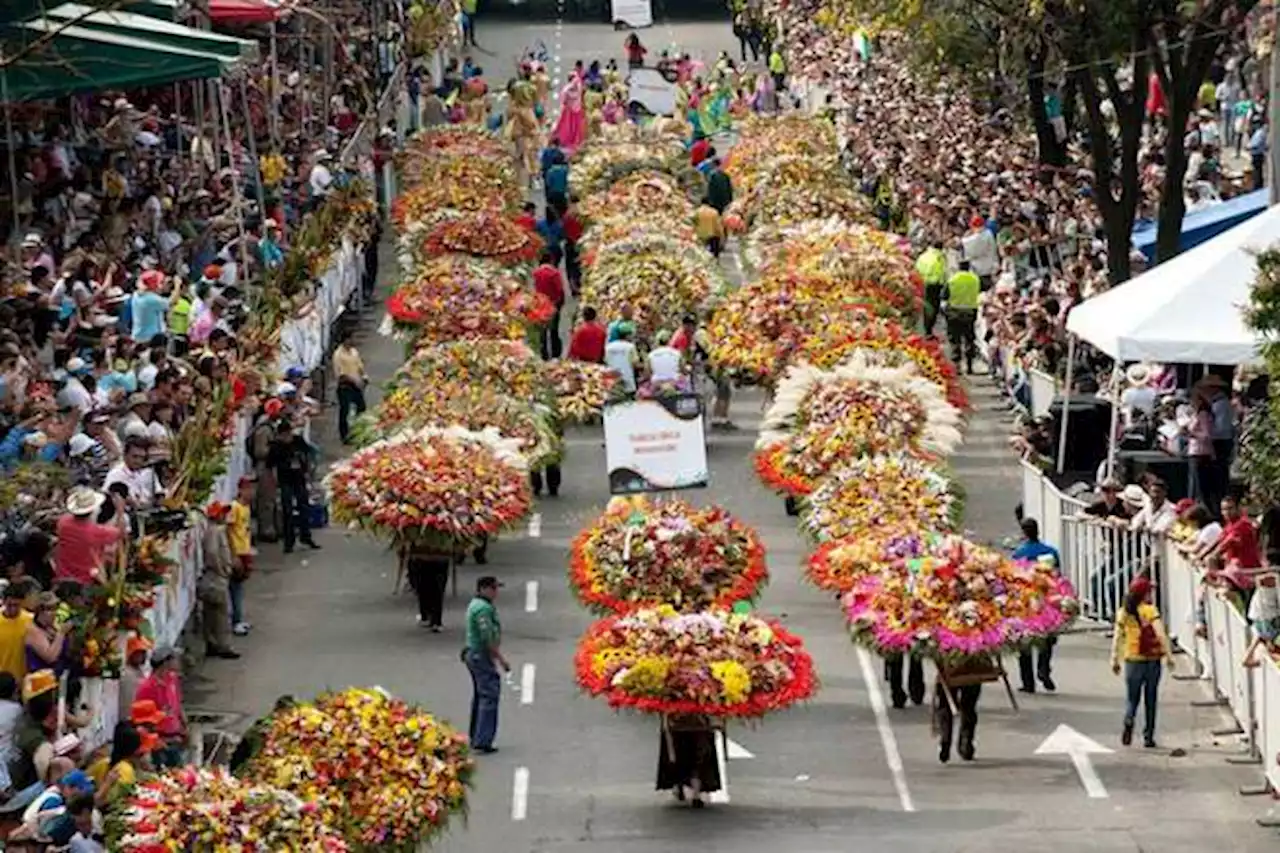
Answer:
top-left (656, 714), bottom-right (721, 808)
top-left (553, 77), bottom-right (587, 154)
top-left (507, 77), bottom-right (541, 181)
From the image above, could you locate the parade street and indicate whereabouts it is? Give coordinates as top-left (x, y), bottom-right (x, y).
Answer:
top-left (189, 19), bottom-right (1274, 853)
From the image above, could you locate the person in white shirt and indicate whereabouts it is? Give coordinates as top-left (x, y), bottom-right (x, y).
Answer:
top-left (960, 216), bottom-right (999, 287)
top-left (604, 324), bottom-right (640, 393)
top-left (56, 358), bottom-right (94, 414)
top-left (309, 150), bottom-right (334, 201)
top-left (1129, 480), bottom-right (1176, 534)
top-left (1119, 363), bottom-right (1158, 427)
top-left (103, 438), bottom-right (160, 510)
top-left (647, 332), bottom-right (684, 382)
top-left (116, 393), bottom-right (152, 442)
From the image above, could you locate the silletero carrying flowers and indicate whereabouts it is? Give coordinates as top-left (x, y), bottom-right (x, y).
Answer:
top-left (325, 426), bottom-right (532, 550)
top-left (240, 688), bottom-right (473, 851)
top-left (843, 535), bottom-right (1079, 661)
top-left (575, 605), bottom-right (816, 717)
top-left (569, 496), bottom-right (768, 614)
top-left (106, 766), bottom-right (350, 851)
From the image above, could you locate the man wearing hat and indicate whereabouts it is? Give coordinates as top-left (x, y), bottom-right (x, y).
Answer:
top-left (117, 392), bottom-right (151, 442)
top-left (309, 149), bottom-right (334, 204)
top-left (463, 576), bottom-right (511, 753)
top-left (53, 487), bottom-right (123, 587)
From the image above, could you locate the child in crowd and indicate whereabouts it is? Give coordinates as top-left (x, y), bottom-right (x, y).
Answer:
top-left (228, 476), bottom-right (255, 636)
top-left (1244, 557), bottom-right (1280, 668)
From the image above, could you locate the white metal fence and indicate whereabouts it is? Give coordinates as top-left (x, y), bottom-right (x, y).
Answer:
top-left (1060, 517), bottom-right (1157, 623)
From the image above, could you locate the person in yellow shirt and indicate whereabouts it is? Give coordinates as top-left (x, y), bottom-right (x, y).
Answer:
top-left (1110, 575), bottom-right (1173, 748)
top-left (695, 199), bottom-right (725, 258)
top-left (0, 583), bottom-right (34, 680)
top-left (944, 260), bottom-right (981, 375)
top-left (228, 477), bottom-right (255, 636)
top-left (260, 150), bottom-right (287, 188)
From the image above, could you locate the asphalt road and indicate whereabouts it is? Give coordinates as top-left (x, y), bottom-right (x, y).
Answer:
top-left (191, 18), bottom-right (1279, 853)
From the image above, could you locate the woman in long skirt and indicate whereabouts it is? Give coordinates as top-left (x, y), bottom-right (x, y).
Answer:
top-left (656, 714), bottom-right (721, 808)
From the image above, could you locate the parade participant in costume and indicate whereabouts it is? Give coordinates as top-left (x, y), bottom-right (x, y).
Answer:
top-left (934, 655), bottom-right (1000, 763)
top-left (507, 77), bottom-right (542, 180)
top-left (532, 63), bottom-right (552, 121)
top-left (602, 87), bottom-right (625, 125)
top-left (554, 77), bottom-right (587, 154)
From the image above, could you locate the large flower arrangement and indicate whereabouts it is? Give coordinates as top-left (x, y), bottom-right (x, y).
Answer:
top-left (580, 217), bottom-right (698, 255)
top-left (419, 211), bottom-right (542, 268)
top-left (806, 531), bottom-right (933, 594)
top-left (242, 688), bottom-right (473, 851)
top-left (574, 606), bottom-right (816, 717)
top-left (405, 125), bottom-right (508, 160)
top-left (725, 181), bottom-right (868, 234)
top-left (844, 536), bottom-right (1079, 660)
top-left (726, 115), bottom-right (838, 173)
top-left (754, 356), bottom-right (964, 495)
top-left (802, 454), bottom-right (958, 542)
top-left (326, 426), bottom-right (532, 548)
top-left (569, 496), bottom-right (768, 613)
top-left (542, 359), bottom-right (622, 423)
top-left (790, 315), bottom-right (970, 411)
top-left (578, 171), bottom-right (697, 225)
top-left (581, 243), bottom-right (726, 341)
top-left (384, 256), bottom-right (552, 342)
top-left (363, 386), bottom-right (563, 470)
top-left (389, 339), bottom-right (547, 402)
top-left (105, 767), bottom-right (349, 851)
top-left (568, 140), bottom-right (692, 198)
top-left (391, 158), bottom-right (522, 223)
top-left (752, 219), bottom-right (919, 301)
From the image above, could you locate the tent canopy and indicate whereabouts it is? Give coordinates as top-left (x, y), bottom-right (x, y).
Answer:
top-left (41, 3), bottom-right (260, 62)
top-left (1, 19), bottom-right (232, 102)
top-left (1064, 202), bottom-right (1280, 366)
top-left (1131, 189), bottom-right (1268, 262)
top-left (209, 0), bottom-right (280, 24)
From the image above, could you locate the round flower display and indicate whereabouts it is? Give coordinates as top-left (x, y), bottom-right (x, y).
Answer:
top-left (569, 496), bottom-right (768, 613)
top-left (420, 211), bottom-right (542, 267)
top-left (802, 454), bottom-right (959, 543)
top-left (844, 536), bottom-right (1080, 660)
top-left (326, 426), bottom-right (532, 549)
top-left (574, 605), bottom-right (816, 717)
top-left (384, 256), bottom-right (551, 341)
top-left (242, 688), bottom-right (473, 851)
top-left (542, 359), bottom-right (622, 423)
top-left (389, 339), bottom-right (547, 403)
top-left (391, 157), bottom-right (522, 224)
top-left (581, 241), bottom-right (726, 341)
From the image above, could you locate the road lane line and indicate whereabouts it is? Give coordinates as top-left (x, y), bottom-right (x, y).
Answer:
top-left (709, 731), bottom-right (731, 804)
top-left (512, 767), bottom-right (529, 820)
top-left (528, 512), bottom-right (542, 538)
top-left (856, 646), bottom-right (916, 812)
top-left (521, 663), bottom-right (536, 705)
top-left (525, 580), bottom-right (539, 612)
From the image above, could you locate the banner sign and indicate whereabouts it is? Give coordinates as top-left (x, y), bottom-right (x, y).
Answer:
top-left (604, 394), bottom-right (708, 494)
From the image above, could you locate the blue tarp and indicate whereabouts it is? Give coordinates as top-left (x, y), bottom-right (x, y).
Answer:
top-left (1132, 189), bottom-right (1267, 261)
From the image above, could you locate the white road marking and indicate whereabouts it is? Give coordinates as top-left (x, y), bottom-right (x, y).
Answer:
top-left (521, 662), bottom-right (536, 705)
top-left (855, 646), bottom-right (916, 812)
top-left (528, 512), bottom-right (542, 538)
top-left (525, 580), bottom-right (539, 612)
top-left (725, 737), bottom-right (754, 759)
top-left (1035, 724), bottom-right (1112, 799)
top-left (512, 767), bottom-right (530, 820)
top-left (709, 730), bottom-right (731, 804)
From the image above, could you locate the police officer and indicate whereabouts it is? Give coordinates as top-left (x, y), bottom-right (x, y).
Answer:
top-left (944, 259), bottom-right (981, 374)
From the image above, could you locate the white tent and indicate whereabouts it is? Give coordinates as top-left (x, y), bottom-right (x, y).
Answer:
top-left (1064, 204), bottom-right (1280, 366)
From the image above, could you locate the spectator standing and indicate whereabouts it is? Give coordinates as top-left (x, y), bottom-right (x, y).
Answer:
top-left (228, 477), bottom-right (255, 636)
top-left (199, 503), bottom-right (240, 660)
top-left (533, 252), bottom-right (566, 360)
top-left (134, 647), bottom-right (187, 767)
top-left (1110, 576), bottom-right (1173, 748)
top-left (117, 635), bottom-right (151, 721)
top-left (0, 585), bottom-right (33, 681)
top-left (464, 576), bottom-right (510, 753)
top-left (53, 488), bottom-right (123, 587)
top-left (1250, 120), bottom-right (1268, 190)
top-left (268, 420), bottom-right (319, 555)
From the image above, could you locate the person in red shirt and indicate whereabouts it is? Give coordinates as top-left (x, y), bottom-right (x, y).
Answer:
top-left (567, 306), bottom-right (606, 363)
top-left (53, 487), bottom-right (125, 586)
top-left (134, 646), bottom-right (187, 767)
top-left (514, 202), bottom-right (537, 233)
top-left (690, 135), bottom-right (710, 168)
top-left (560, 196), bottom-right (584, 295)
top-left (1209, 496), bottom-right (1262, 594)
top-left (532, 251), bottom-right (565, 360)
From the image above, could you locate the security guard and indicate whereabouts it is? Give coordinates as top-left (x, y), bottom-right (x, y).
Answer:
top-left (915, 244), bottom-right (947, 335)
top-left (944, 260), bottom-right (981, 374)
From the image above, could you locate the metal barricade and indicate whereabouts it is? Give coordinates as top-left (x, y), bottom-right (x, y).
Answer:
top-left (1257, 656), bottom-right (1280, 791)
top-left (1206, 591), bottom-right (1258, 757)
top-left (1162, 540), bottom-right (1211, 670)
top-left (1061, 517), bottom-right (1156, 623)
top-left (1020, 460), bottom-right (1046, 535)
top-left (1028, 368), bottom-right (1057, 419)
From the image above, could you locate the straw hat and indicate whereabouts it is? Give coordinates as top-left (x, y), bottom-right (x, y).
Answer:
top-left (1124, 363), bottom-right (1154, 387)
top-left (65, 487), bottom-right (105, 517)
top-left (1120, 484), bottom-right (1147, 507)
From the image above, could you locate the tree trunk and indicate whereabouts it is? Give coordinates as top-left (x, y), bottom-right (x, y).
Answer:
top-left (1155, 98), bottom-right (1191, 264)
top-left (1026, 43), bottom-right (1067, 168)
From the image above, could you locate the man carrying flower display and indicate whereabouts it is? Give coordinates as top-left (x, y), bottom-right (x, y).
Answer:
top-left (1012, 518), bottom-right (1062, 694)
top-left (935, 655), bottom-right (999, 764)
top-left (885, 654), bottom-right (925, 709)
top-left (463, 576), bottom-right (510, 754)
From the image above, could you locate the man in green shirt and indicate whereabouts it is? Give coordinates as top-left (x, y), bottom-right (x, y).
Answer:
top-left (944, 261), bottom-right (981, 375)
top-left (460, 0), bottom-right (478, 47)
top-left (915, 244), bottom-right (947, 336)
top-left (463, 575), bottom-right (510, 753)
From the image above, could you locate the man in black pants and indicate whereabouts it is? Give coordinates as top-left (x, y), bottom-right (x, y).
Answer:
top-left (268, 421), bottom-right (320, 554)
top-left (403, 541), bottom-right (450, 631)
top-left (885, 653), bottom-right (925, 709)
top-left (531, 464), bottom-right (561, 498)
top-left (935, 657), bottom-right (995, 763)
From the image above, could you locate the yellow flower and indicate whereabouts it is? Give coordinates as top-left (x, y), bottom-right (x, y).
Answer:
top-left (710, 660), bottom-right (751, 704)
top-left (619, 656), bottom-right (671, 695)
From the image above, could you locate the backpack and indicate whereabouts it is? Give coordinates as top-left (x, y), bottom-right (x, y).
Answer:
top-left (1134, 611), bottom-right (1162, 658)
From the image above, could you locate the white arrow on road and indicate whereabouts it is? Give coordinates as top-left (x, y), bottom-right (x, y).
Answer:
top-left (726, 738), bottom-right (754, 760)
top-left (1035, 724), bottom-right (1113, 799)
top-left (709, 734), bottom-right (755, 804)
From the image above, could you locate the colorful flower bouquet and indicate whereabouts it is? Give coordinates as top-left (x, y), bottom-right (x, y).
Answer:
top-left (106, 767), bottom-right (349, 851)
top-left (420, 211), bottom-right (542, 267)
top-left (568, 140), bottom-right (693, 198)
top-left (578, 171), bottom-right (696, 225)
top-left (569, 496), bottom-right (768, 613)
top-left (802, 454), bottom-right (959, 543)
top-left (405, 125), bottom-right (508, 160)
top-left (574, 605), bottom-right (816, 717)
top-left (580, 218), bottom-right (699, 257)
top-left (806, 531), bottom-right (934, 594)
top-left (391, 157), bottom-right (522, 223)
top-left (726, 181), bottom-right (868, 234)
top-left (364, 385), bottom-right (563, 470)
top-left (389, 339), bottom-right (547, 402)
top-left (843, 536), bottom-right (1080, 660)
top-left (790, 314), bottom-right (970, 411)
top-left (634, 375), bottom-right (695, 400)
top-left (325, 426), bottom-right (532, 549)
top-left (543, 359), bottom-right (622, 422)
top-left (384, 256), bottom-right (550, 341)
top-left (242, 688), bottom-right (473, 851)
top-left (581, 242), bottom-right (726, 340)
